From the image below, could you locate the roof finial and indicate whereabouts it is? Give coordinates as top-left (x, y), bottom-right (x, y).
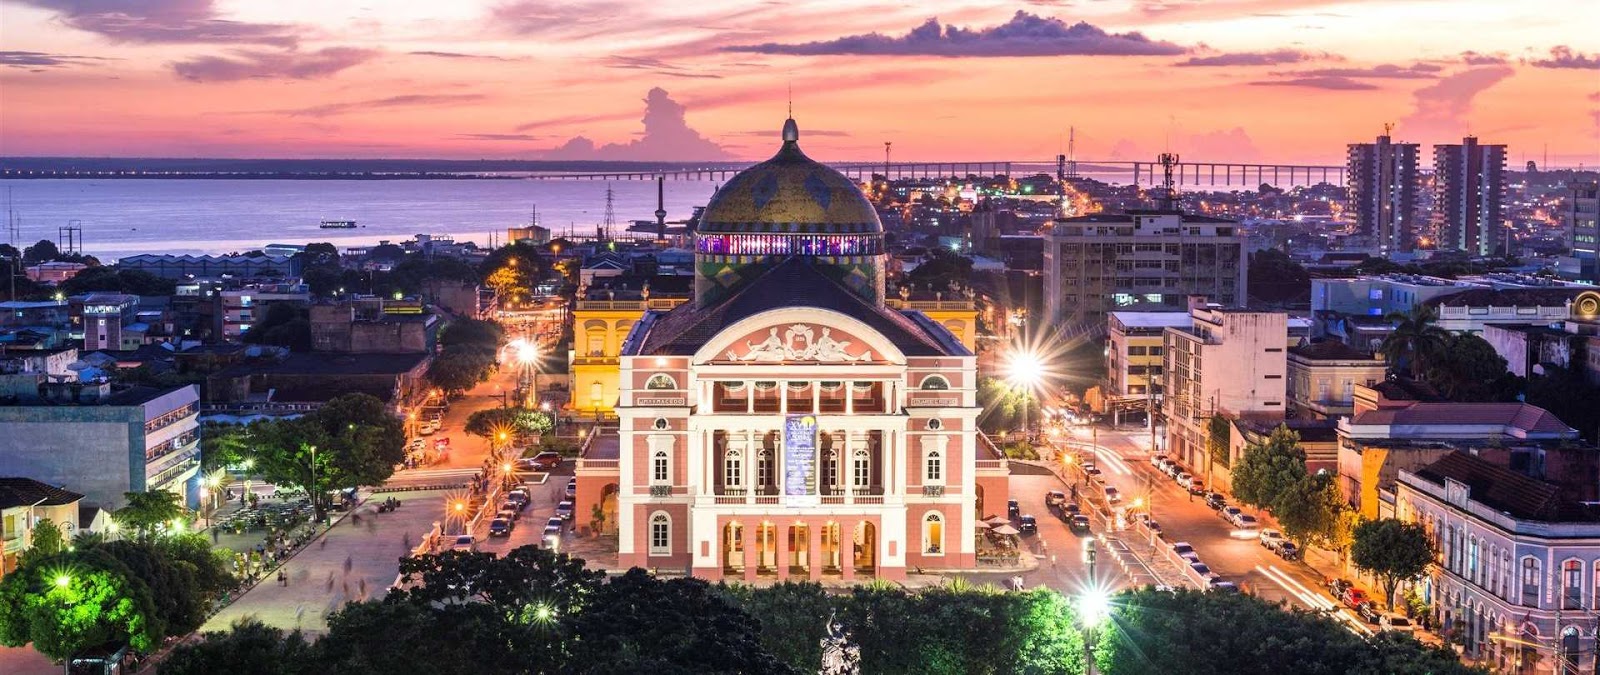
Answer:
top-left (787, 80), bottom-right (793, 118)
top-left (781, 86), bottom-right (798, 143)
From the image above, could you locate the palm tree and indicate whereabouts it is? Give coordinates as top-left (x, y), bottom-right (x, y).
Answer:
top-left (1380, 306), bottom-right (1449, 378)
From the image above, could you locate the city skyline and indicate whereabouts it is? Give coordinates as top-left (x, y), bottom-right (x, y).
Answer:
top-left (0, 0), bottom-right (1597, 164)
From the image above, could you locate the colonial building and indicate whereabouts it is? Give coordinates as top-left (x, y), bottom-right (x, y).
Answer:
top-left (577, 118), bottom-right (1007, 581)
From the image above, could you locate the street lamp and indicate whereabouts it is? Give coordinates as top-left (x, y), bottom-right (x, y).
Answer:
top-left (1078, 584), bottom-right (1111, 675)
top-left (1007, 348), bottom-right (1043, 441)
top-left (306, 444), bottom-right (319, 521)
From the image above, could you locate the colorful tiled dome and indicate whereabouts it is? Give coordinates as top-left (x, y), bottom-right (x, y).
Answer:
top-left (697, 118), bottom-right (881, 235)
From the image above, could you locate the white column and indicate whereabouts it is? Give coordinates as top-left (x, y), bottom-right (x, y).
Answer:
top-left (811, 381), bottom-right (820, 415)
top-left (780, 380), bottom-right (788, 415)
top-left (746, 380), bottom-right (754, 414)
top-left (845, 383), bottom-right (854, 415)
top-left (687, 426), bottom-right (702, 497)
top-left (743, 429), bottom-right (754, 502)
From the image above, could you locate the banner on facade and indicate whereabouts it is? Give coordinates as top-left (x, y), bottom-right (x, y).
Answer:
top-left (784, 414), bottom-right (818, 505)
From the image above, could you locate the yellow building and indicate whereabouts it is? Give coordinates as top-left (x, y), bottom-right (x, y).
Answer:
top-left (570, 293), bottom-right (688, 414)
top-left (885, 295), bottom-right (978, 352)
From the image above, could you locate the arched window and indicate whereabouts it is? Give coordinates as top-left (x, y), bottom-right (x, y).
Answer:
top-left (1522, 557), bottom-right (1542, 607)
top-left (649, 512), bottom-right (671, 556)
top-left (920, 375), bottom-right (951, 391)
top-left (925, 449), bottom-right (944, 483)
top-left (1591, 560), bottom-right (1600, 610)
top-left (823, 449), bottom-right (838, 488)
top-left (852, 449), bottom-right (871, 488)
top-left (652, 450), bottom-right (669, 484)
top-left (1467, 536), bottom-right (1480, 583)
top-left (923, 512), bottom-right (944, 555)
top-left (724, 449), bottom-right (744, 489)
top-left (646, 373), bottom-right (677, 390)
top-left (1563, 559), bottom-right (1583, 609)
top-left (757, 449), bottom-right (773, 488)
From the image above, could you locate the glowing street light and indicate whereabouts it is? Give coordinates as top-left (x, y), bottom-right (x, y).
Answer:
top-left (54, 574), bottom-right (71, 588)
top-left (1078, 586), bottom-right (1110, 627)
top-left (1007, 348), bottom-right (1044, 440)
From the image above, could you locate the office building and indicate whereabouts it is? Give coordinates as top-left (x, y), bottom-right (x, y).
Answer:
top-left (1567, 181), bottom-right (1599, 284)
top-left (575, 117), bottom-right (1008, 581)
top-left (0, 384), bottom-right (201, 510)
top-left (1433, 137), bottom-right (1507, 256)
top-left (1286, 340), bottom-right (1386, 420)
top-left (1044, 210), bottom-right (1247, 331)
top-left (1347, 134), bottom-right (1421, 252)
top-left (1161, 299), bottom-right (1288, 492)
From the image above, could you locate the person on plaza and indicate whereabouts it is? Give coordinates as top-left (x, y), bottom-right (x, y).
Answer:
top-left (278, 570), bottom-right (287, 587)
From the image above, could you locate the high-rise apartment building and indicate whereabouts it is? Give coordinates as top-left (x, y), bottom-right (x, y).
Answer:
top-left (1566, 181), bottom-right (1599, 283)
top-left (1346, 134), bottom-right (1420, 252)
top-left (1043, 210), bottom-right (1246, 331)
top-left (1432, 137), bottom-right (1507, 256)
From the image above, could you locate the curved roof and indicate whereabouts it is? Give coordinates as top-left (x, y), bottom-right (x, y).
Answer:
top-left (698, 119), bottom-right (881, 235)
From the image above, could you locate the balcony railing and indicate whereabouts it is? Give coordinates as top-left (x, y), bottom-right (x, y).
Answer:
top-left (147, 457), bottom-right (199, 489)
top-left (922, 485), bottom-right (946, 497)
top-left (649, 485), bottom-right (674, 497)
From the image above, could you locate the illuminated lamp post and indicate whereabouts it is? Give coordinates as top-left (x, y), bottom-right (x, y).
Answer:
top-left (1078, 575), bottom-right (1110, 675)
top-left (1007, 349), bottom-right (1043, 442)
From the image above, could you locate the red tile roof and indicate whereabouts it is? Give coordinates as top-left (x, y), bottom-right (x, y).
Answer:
top-left (1354, 402), bottom-right (1574, 434)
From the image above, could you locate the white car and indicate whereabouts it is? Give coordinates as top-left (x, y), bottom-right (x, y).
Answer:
top-left (450, 535), bottom-right (477, 553)
top-left (1150, 454), bottom-right (1168, 468)
top-left (1176, 472), bottom-right (1195, 489)
top-left (1171, 542), bottom-right (1200, 563)
top-left (1103, 486), bottom-right (1122, 504)
top-left (1259, 528), bottom-right (1285, 550)
top-left (1380, 613), bottom-right (1417, 633)
top-left (1231, 515), bottom-right (1260, 538)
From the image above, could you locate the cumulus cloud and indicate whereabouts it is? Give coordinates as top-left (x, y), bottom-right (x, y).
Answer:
top-left (1177, 49), bottom-right (1321, 67)
top-left (172, 47), bottom-right (378, 82)
top-left (273, 94), bottom-right (486, 118)
top-left (1529, 46), bottom-right (1600, 70)
top-left (1400, 66), bottom-right (1515, 136)
top-left (724, 11), bottom-right (1187, 57)
top-left (14, 0), bottom-right (297, 46)
top-left (0, 50), bottom-right (112, 69)
top-left (1249, 76), bottom-right (1377, 90)
top-left (540, 87), bottom-right (731, 161)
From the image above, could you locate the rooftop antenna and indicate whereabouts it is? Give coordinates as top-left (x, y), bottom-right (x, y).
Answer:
top-left (1067, 126), bottom-right (1078, 178)
top-left (1158, 152), bottom-right (1180, 211)
top-left (884, 141), bottom-right (892, 180)
top-left (1383, 122), bottom-right (1394, 138)
top-left (654, 175), bottom-right (667, 241)
top-left (601, 184), bottom-right (615, 242)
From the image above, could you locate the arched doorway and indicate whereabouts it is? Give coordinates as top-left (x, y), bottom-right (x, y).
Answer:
top-left (599, 484), bottom-right (619, 534)
top-left (822, 521), bottom-right (841, 573)
top-left (757, 522), bottom-right (776, 575)
top-left (790, 523), bottom-right (810, 575)
top-left (1558, 626), bottom-right (1581, 675)
top-left (1517, 624), bottom-right (1540, 675)
top-left (854, 521), bottom-right (877, 575)
top-left (722, 522), bottom-right (744, 575)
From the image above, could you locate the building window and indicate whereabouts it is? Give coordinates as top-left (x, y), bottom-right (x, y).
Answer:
top-left (1564, 559), bottom-right (1583, 610)
top-left (645, 373), bottom-right (677, 390)
top-left (920, 375), bottom-right (950, 390)
top-left (852, 449), bottom-right (871, 488)
top-left (1522, 557), bottom-right (1542, 607)
top-left (824, 449), bottom-right (837, 487)
top-left (649, 512), bottom-right (671, 556)
top-left (925, 449), bottom-right (943, 483)
top-left (1127, 346), bottom-right (1148, 356)
top-left (652, 450), bottom-right (669, 484)
top-left (1592, 560), bottom-right (1600, 611)
top-left (927, 418), bottom-right (942, 431)
top-left (1467, 536), bottom-right (1479, 582)
top-left (757, 449), bottom-right (773, 488)
top-left (923, 512), bottom-right (944, 555)
top-left (724, 449), bottom-right (744, 488)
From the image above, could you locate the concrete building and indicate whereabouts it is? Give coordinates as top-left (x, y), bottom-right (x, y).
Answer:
top-left (1312, 275), bottom-right (1481, 319)
top-left (0, 478), bottom-right (84, 578)
top-left (79, 293), bottom-right (141, 352)
top-left (1433, 137), bottom-right (1508, 256)
top-left (309, 298), bottom-right (439, 354)
top-left (575, 117), bottom-right (1008, 581)
top-left (0, 384), bottom-right (201, 511)
top-left (1107, 311), bottom-right (1190, 402)
top-left (1286, 340), bottom-right (1386, 420)
top-left (117, 253), bottom-right (301, 280)
top-left (1161, 299), bottom-right (1288, 492)
top-left (570, 290), bottom-right (689, 416)
top-left (1428, 288), bottom-right (1586, 334)
top-left (218, 282), bottom-right (311, 339)
top-left (1043, 210), bottom-right (1246, 332)
top-left (1566, 181), bottom-right (1599, 284)
top-left (206, 352), bottom-right (430, 415)
top-left (24, 261), bottom-right (87, 284)
top-left (1337, 384), bottom-right (1578, 519)
top-left (1397, 452), bottom-right (1600, 673)
top-left (1347, 134), bottom-right (1421, 252)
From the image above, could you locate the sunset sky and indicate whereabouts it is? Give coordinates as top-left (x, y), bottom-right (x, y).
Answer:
top-left (1, 0), bottom-right (1597, 165)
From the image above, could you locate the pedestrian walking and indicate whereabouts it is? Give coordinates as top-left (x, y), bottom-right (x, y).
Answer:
top-left (1050, 554), bottom-right (1058, 569)
top-left (325, 572), bottom-right (335, 593)
top-left (278, 570), bottom-right (287, 587)
top-left (211, 528), bottom-right (219, 544)
top-left (344, 555), bottom-right (353, 575)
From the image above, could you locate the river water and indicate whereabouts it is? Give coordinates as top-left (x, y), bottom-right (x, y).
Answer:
top-left (0, 179), bottom-right (723, 260)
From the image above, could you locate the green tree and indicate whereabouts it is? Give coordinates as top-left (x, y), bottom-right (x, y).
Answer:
top-left (904, 248), bottom-right (974, 291)
top-left (161, 618), bottom-right (317, 675)
top-left (248, 393), bottom-right (405, 520)
top-left (1272, 472), bottom-right (1344, 549)
top-left (22, 239), bottom-right (60, 263)
top-left (1351, 519), bottom-right (1436, 611)
top-left (464, 407), bottom-right (553, 440)
top-left (242, 302), bottom-right (312, 352)
top-left (113, 490), bottom-right (188, 541)
top-left (1207, 416), bottom-right (1233, 469)
top-left (319, 601), bottom-right (519, 675)
top-left (832, 582), bottom-right (1084, 675)
top-left (976, 376), bottom-right (1039, 436)
top-left (1229, 425), bottom-right (1307, 510)
top-left (392, 546), bottom-right (603, 625)
top-left (98, 540), bottom-right (208, 635)
top-left (719, 582), bottom-right (833, 672)
top-left (1247, 248), bottom-right (1311, 305)
top-left (1379, 306), bottom-right (1449, 379)
top-left (24, 518), bottom-right (65, 562)
top-left (199, 422), bottom-right (252, 474)
top-left (426, 348), bottom-right (495, 393)
top-left (567, 568), bottom-right (797, 674)
top-left (438, 317), bottom-right (504, 352)
top-left (1423, 332), bottom-right (1521, 402)
top-left (0, 549), bottom-right (162, 660)
top-left (1525, 365), bottom-right (1600, 443)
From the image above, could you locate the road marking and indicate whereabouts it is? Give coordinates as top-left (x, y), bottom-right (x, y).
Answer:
top-left (1256, 564), bottom-right (1372, 636)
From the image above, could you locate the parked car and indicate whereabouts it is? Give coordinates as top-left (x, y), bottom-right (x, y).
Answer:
top-left (1342, 587), bottom-right (1370, 609)
top-left (1190, 562), bottom-right (1214, 577)
top-left (1356, 601), bottom-right (1383, 624)
top-left (496, 508), bottom-right (519, 523)
top-left (1276, 541), bottom-right (1301, 561)
top-left (1327, 577), bottom-right (1352, 597)
top-left (1259, 529), bottom-right (1286, 550)
top-left (1103, 486), bottom-right (1122, 504)
top-left (1045, 490), bottom-right (1067, 507)
top-left (541, 524), bottom-right (562, 549)
top-left (1171, 542), bottom-right (1200, 562)
top-left (1187, 480), bottom-right (1207, 495)
top-left (564, 479), bottom-right (577, 500)
top-left (1070, 515), bottom-right (1092, 532)
top-left (1209, 580), bottom-right (1239, 594)
top-left (407, 438), bottom-right (426, 453)
top-left (1064, 503), bottom-right (1081, 515)
top-left (1205, 492), bottom-right (1228, 510)
top-left (1163, 461), bottom-right (1183, 478)
top-left (1018, 515), bottom-right (1038, 535)
top-left (1150, 454), bottom-right (1168, 468)
top-left (531, 451), bottom-right (562, 470)
top-left (488, 518), bottom-right (513, 538)
top-left (555, 500), bottom-right (575, 521)
top-left (1084, 466), bottom-right (1104, 483)
top-left (1143, 519), bottom-right (1164, 538)
top-left (450, 535), bottom-right (477, 552)
top-left (1233, 514), bottom-right (1259, 533)
top-left (1380, 613), bottom-right (1417, 633)
top-left (1221, 506), bottom-right (1242, 523)
top-left (1176, 472), bottom-right (1195, 489)
top-left (1007, 499), bottom-right (1020, 519)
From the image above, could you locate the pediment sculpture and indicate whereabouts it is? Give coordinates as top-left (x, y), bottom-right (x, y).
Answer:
top-left (726, 324), bottom-right (872, 362)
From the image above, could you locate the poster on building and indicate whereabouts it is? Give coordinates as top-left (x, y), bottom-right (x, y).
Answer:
top-left (784, 414), bottom-right (818, 505)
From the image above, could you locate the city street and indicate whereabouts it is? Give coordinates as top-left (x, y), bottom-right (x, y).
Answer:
top-left (1057, 425), bottom-right (1374, 634)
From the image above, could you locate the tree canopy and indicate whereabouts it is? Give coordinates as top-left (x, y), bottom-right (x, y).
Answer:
top-left (244, 393), bottom-right (405, 518)
top-left (1351, 519), bottom-right (1436, 610)
top-left (242, 303), bottom-right (312, 352)
top-left (463, 407), bottom-right (553, 440)
top-left (1229, 425), bottom-right (1307, 510)
top-left (114, 490), bottom-right (189, 541)
top-left (1422, 333), bottom-right (1521, 402)
top-left (1248, 248), bottom-right (1311, 305)
top-left (0, 548), bottom-right (162, 660)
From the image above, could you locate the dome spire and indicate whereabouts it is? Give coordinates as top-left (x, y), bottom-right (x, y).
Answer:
top-left (782, 84), bottom-right (798, 142)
